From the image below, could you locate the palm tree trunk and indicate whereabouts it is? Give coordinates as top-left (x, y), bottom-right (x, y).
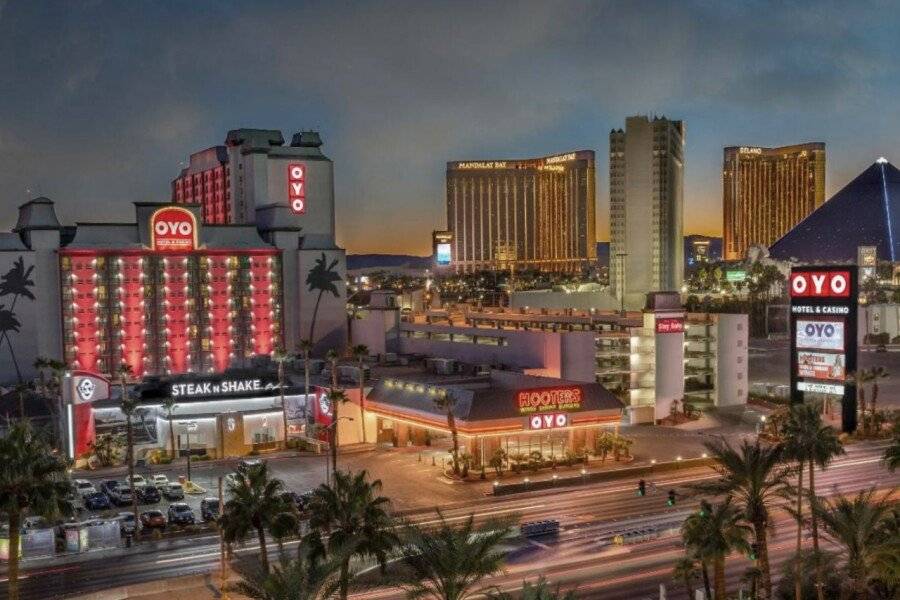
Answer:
top-left (683, 575), bottom-right (693, 599)
top-left (127, 416), bottom-right (140, 541)
top-left (795, 461), bottom-right (804, 600)
top-left (8, 510), bottom-right (21, 600)
top-left (308, 290), bottom-right (324, 342)
top-left (447, 411), bottom-right (460, 475)
top-left (331, 399), bottom-right (339, 482)
top-left (167, 412), bottom-right (176, 459)
top-left (808, 457), bottom-right (824, 600)
top-left (754, 520), bottom-right (772, 600)
top-left (358, 359), bottom-right (367, 444)
top-left (339, 557), bottom-right (351, 600)
top-left (701, 560), bottom-right (712, 600)
top-left (5, 333), bottom-right (22, 383)
top-left (714, 556), bottom-right (726, 600)
top-left (256, 526), bottom-right (269, 574)
top-left (279, 361), bottom-right (289, 448)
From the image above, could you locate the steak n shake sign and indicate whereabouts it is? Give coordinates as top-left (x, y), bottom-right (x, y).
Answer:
top-left (517, 386), bottom-right (583, 414)
top-left (171, 378), bottom-right (267, 398)
top-left (150, 206), bottom-right (198, 252)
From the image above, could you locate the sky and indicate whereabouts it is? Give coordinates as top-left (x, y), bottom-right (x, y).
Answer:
top-left (1, 0), bottom-right (899, 255)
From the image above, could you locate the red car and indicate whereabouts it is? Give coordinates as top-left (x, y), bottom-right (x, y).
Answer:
top-left (140, 510), bottom-right (166, 530)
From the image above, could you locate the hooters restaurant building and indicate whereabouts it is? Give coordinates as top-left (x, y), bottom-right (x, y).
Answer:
top-left (365, 370), bottom-right (624, 466)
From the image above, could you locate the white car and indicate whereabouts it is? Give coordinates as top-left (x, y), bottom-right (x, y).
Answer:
top-left (224, 473), bottom-right (240, 488)
top-left (152, 474), bottom-right (170, 488)
top-left (163, 483), bottom-right (185, 500)
top-left (127, 475), bottom-right (147, 488)
top-left (74, 479), bottom-right (97, 498)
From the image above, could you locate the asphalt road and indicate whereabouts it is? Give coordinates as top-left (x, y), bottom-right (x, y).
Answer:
top-left (4, 441), bottom-right (895, 600)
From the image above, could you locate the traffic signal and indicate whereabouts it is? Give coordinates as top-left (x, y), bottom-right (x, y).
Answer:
top-left (749, 542), bottom-right (759, 561)
top-left (698, 500), bottom-right (711, 517)
top-left (667, 490), bottom-right (676, 506)
top-left (637, 479), bottom-right (646, 496)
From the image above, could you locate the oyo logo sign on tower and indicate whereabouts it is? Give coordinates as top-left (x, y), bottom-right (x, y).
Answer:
top-left (150, 207), bottom-right (198, 252)
top-left (288, 163), bottom-right (306, 214)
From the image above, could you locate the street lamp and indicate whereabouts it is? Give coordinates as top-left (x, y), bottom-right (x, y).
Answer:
top-left (322, 417), bottom-right (354, 485)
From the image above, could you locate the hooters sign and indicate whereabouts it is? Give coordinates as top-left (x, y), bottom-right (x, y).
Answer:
top-left (287, 163), bottom-right (306, 214)
top-left (150, 207), bottom-right (198, 252)
top-left (517, 386), bottom-right (583, 414)
top-left (790, 270), bottom-right (851, 298)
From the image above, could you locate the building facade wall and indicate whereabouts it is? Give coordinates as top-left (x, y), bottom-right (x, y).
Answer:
top-left (446, 151), bottom-right (596, 273)
top-left (714, 313), bottom-right (749, 407)
top-left (610, 116), bottom-right (684, 309)
top-left (722, 143), bottom-right (826, 260)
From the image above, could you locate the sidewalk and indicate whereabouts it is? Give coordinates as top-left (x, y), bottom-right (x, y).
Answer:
top-left (69, 573), bottom-right (244, 600)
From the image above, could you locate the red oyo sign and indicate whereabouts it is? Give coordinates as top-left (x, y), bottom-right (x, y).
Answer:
top-left (287, 163), bottom-right (306, 214)
top-left (790, 271), bottom-right (851, 298)
top-left (150, 207), bottom-right (198, 252)
top-left (655, 317), bottom-right (684, 334)
top-left (517, 386), bottom-right (582, 414)
top-left (528, 412), bottom-right (569, 430)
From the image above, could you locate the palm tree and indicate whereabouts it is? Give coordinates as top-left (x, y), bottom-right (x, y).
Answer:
top-left (866, 367), bottom-right (889, 433)
top-left (0, 257), bottom-right (36, 383)
top-left (781, 401), bottom-right (843, 600)
top-left (0, 420), bottom-right (73, 600)
top-left (273, 347), bottom-right (291, 447)
top-left (161, 396), bottom-right (177, 460)
top-left (434, 390), bottom-right (461, 475)
top-left (221, 461), bottom-right (291, 574)
top-left (297, 339), bottom-right (314, 422)
top-left (681, 499), bottom-right (752, 600)
top-left (325, 388), bottom-right (349, 481)
top-left (813, 488), bottom-right (896, 599)
top-left (350, 344), bottom-right (368, 444)
top-left (116, 363), bottom-right (142, 541)
top-left (692, 439), bottom-right (792, 600)
top-left (306, 253), bottom-right (342, 342)
top-left (304, 470), bottom-right (397, 600)
top-left (488, 577), bottom-right (576, 600)
top-left (33, 357), bottom-right (66, 448)
top-left (399, 511), bottom-right (514, 600)
top-left (885, 432), bottom-right (900, 472)
top-left (672, 556), bottom-right (701, 600)
top-left (233, 543), bottom-right (340, 600)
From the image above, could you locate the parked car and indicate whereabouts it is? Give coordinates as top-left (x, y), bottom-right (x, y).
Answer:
top-left (140, 510), bottom-right (166, 530)
top-left (74, 479), bottom-right (97, 498)
top-left (127, 474), bottom-right (147, 488)
top-left (110, 486), bottom-right (134, 507)
top-left (138, 485), bottom-right (161, 504)
top-left (151, 474), bottom-right (170, 488)
top-left (22, 516), bottom-right (49, 532)
top-left (167, 503), bottom-right (195, 526)
top-left (280, 491), bottom-right (305, 511)
top-left (239, 458), bottom-right (263, 469)
top-left (83, 491), bottom-right (112, 511)
top-left (200, 497), bottom-right (220, 522)
top-left (163, 483), bottom-right (184, 500)
top-left (99, 480), bottom-right (120, 497)
top-left (117, 512), bottom-right (137, 535)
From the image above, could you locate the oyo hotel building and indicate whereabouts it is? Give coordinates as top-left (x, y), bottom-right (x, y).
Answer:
top-left (0, 128), bottom-right (347, 385)
top-left (445, 151), bottom-right (596, 273)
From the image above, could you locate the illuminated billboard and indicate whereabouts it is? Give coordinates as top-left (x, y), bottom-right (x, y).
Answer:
top-left (795, 320), bottom-right (844, 351)
top-left (150, 206), bottom-right (198, 252)
top-left (288, 163), bottom-right (306, 214)
top-left (725, 269), bottom-right (747, 283)
top-left (436, 243), bottom-right (452, 266)
top-left (655, 317), bottom-right (684, 334)
top-left (797, 351), bottom-right (845, 381)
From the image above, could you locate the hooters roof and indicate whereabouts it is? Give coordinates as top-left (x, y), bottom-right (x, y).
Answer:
top-left (365, 370), bottom-right (623, 432)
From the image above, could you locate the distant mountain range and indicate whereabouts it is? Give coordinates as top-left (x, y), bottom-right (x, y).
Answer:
top-left (349, 236), bottom-right (722, 272)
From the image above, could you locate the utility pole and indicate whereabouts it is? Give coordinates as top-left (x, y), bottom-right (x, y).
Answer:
top-left (218, 475), bottom-right (228, 597)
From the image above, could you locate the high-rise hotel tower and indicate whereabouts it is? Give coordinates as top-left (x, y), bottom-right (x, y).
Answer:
top-left (609, 116), bottom-right (685, 309)
top-left (722, 143), bottom-right (825, 260)
top-left (445, 151), bottom-right (596, 273)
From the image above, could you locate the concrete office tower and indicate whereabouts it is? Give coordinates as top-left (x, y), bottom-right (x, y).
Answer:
top-left (445, 151), bottom-right (596, 273)
top-left (723, 143), bottom-right (825, 260)
top-left (609, 116), bottom-right (685, 309)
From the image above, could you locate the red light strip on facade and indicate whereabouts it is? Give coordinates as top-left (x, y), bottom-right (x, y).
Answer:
top-left (118, 256), bottom-right (146, 376)
top-left (70, 257), bottom-right (101, 372)
top-left (207, 256), bottom-right (232, 372)
top-left (249, 256), bottom-right (274, 356)
top-left (163, 257), bottom-right (191, 373)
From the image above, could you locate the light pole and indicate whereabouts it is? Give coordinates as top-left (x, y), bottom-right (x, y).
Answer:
top-left (178, 420), bottom-right (198, 482)
top-left (322, 417), bottom-right (354, 485)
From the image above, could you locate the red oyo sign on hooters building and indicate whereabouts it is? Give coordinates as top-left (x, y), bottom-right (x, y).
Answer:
top-left (150, 206), bottom-right (198, 252)
top-left (790, 270), bottom-right (851, 298)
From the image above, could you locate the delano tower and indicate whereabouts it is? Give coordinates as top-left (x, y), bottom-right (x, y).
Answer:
top-left (445, 151), bottom-right (596, 273)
